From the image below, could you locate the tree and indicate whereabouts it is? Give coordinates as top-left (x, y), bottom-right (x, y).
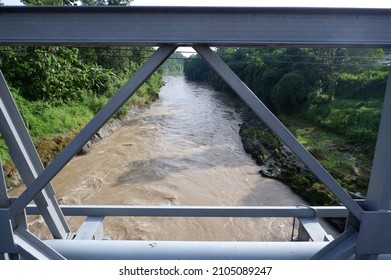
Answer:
top-left (161, 52), bottom-right (185, 74)
top-left (0, 46), bottom-right (120, 102)
top-left (81, 0), bottom-right (132, 5)
top-left (184, 55), bottom-right (211, 82)
top-left (22, 0), bottom-right (78, 5)
top-left (270, 71), bottom-right (309, 113)
top-left (22, 0), bottom-right (133, 7)
top-left (77, 0), bottom-right (139, 78)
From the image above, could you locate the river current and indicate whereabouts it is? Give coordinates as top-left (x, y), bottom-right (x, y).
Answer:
top-left (14, 75), bottom-right (309, 241)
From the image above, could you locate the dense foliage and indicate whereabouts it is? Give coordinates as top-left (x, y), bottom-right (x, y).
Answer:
top-left (184, 47), bottom-right (387, 150)
top-left (160, 52), bottom-right (186, 74)
top-left (21, 0), bottom-right (132, 6)
top-left (0, 0), bottom-right (166, 190)
top-left (0, 45), bottom-right (163, 162)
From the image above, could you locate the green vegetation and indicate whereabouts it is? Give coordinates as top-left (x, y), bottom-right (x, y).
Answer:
top-left (160, 52), bottom-right (185, 75)
top-left (21, 0), bottom-right (132, 6)
top-left (280, 116), bottom-right (372, 194)
top-left (185, 47), bottom-right (388, 205)
top-left (0, 45), bottom-right (163, 185)
top-left (304, 98), bottom-right (382, 152)
top-left (0, 0), bottom-right (166, 190)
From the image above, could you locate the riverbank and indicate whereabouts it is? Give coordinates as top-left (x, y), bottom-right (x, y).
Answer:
top-left (238, 105), bottom-right (369, 207)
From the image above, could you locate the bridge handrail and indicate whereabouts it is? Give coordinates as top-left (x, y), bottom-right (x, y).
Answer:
top-left (25, 205), bottom-right (348, 218)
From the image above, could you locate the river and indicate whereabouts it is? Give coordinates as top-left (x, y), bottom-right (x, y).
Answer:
top-left (14, 75), bottom-right (309, 241)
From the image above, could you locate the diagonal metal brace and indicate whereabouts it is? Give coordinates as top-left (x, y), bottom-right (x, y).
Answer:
top-left (8, 45), bottom-right (177, 218)
top-left (14, 229), bottom-right (65, 260)
top-left (194, 45), bottom-right (363, 221)
top-left (0, 72), bottom-right (70, 239)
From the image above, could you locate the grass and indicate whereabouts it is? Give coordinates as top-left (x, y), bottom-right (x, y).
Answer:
top-left (305, 98), bottom-right (382, 153)
top-left (279, 115), bottom-right (373, 196)
top-left (280, 95), bottom-right (383, 197)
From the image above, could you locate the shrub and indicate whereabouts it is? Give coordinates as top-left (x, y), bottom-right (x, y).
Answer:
top-left (270, 71), bottom-right (309, 113)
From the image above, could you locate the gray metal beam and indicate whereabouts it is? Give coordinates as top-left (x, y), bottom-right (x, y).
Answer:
top-left (0, 162), bottom-right (17, 257)
top-left (0, 209), bottom-right (17, 254)
top-left (194, 45), bottom-right (363, 221)
top-left (0, 71), bottom-right (70, 239)
top-left (0, 7), bottom-right (391, 47)
top-left (25, 205), bottom-right (349, 218)
top-left (44, 240), bottom-right (328, 260)
top-left (1, 163), bottom-right (24, 259)
top-left (8, 45), bottom-right (177, 217)
top-left (365, 66), bottom-right (391, 211)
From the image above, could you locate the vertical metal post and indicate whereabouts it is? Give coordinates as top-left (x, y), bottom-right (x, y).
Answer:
top-left (365, 66), bottom-right (391, 211)
top-left (0, 210), bottom-right (17, 255)
top-left (0, 71), bottom-right (70, 239)
top-left (194, 45), bottom-right (363, 221)
top-left (8, 45), bottom-right (177, 217)
top-left (355, 66), bottom-right (391, 259)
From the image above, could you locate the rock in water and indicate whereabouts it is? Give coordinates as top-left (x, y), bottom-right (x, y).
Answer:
top-left (77, 140), bottom-right (92, 155)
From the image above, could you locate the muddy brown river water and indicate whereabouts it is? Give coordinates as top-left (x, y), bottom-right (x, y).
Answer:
top-left (12, 75), bottom-right (312, 241)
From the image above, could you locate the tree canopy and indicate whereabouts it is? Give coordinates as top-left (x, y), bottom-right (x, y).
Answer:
top-left (21, 0), bottom-right (78, 5)
top-left (21, 0), bottom-right (133, 5)
top-left (81, 0), bottom-right (132, 5)
top-left (184, 47), bottom-right (387, 149)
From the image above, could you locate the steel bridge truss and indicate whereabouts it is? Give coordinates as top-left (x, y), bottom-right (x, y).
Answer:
top-left (0, 6), bottom-right (391, 260)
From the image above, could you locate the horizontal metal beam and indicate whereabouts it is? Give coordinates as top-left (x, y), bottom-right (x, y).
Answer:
top-left (0, 7), bottom-right (391, 47)
top-left (44, 240), bottom-right (327, 260)
top-left (25, 205), bottom-right (349, 218)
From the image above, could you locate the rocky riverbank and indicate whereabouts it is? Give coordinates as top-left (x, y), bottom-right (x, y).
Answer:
top-left (238, 106), bottom-right (364, 207)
